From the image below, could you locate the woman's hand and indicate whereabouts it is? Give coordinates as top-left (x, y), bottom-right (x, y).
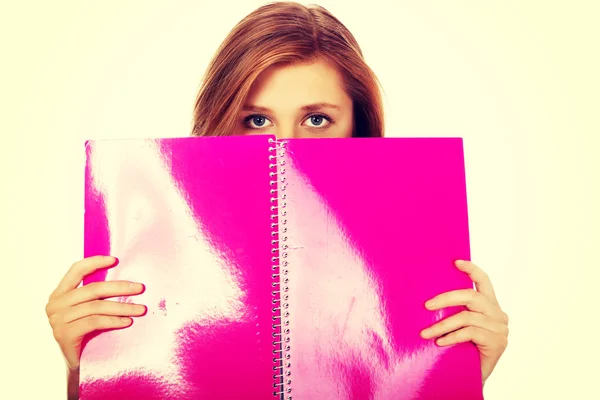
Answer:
top-left (420, 260), bottom-right (509, 385)
top-left (45, 255), bottom-right (146, 371)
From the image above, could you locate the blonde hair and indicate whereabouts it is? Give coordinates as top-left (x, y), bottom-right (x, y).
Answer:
top-left (192, 1), bottom-right (384, 137)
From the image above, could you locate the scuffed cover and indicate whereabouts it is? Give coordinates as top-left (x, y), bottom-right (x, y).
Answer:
top-left (279, 137), bottom-right (483, 399)
top-left (81, 135), bottom-right (276, 399)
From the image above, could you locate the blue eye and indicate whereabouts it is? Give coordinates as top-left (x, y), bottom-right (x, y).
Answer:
top-left (310, 116), bottom-right (323, 125)
top-left (304, 114), bottom-right (330, 128)
top-left (245, 115), bottom-right (273, 129)
top-left (252, 116), bottom-right (266, 126)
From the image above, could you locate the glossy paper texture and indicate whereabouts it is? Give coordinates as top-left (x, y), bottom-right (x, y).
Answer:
top-left (81, 135), bottom-right (276, 399)
top-left (280, 137), bottom-right (482, 399)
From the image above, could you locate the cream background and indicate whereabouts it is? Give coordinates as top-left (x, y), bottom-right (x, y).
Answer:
top-left (2, 0), bottom-right (598, 398)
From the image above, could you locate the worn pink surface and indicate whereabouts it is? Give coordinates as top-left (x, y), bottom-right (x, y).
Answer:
top-left (81, 135), bottom-right (276, 399)
top-left (279, 137), bottom-right (482, 399)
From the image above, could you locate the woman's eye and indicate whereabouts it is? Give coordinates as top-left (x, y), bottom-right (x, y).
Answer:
top-left (245, 115), bottom-right (273, 129)
top-left (303, 115), bottom-right (330, 128)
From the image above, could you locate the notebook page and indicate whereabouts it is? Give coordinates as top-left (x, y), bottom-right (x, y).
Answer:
top-left (279, 137), bottom-right (482, 400)
top-left (81, 135), bottom-right (276, 399)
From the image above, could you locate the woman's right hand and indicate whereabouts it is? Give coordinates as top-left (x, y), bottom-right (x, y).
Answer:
top-left (45, 255), bottom-right (146, 371)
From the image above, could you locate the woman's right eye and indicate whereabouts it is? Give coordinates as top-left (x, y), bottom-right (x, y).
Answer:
top-left (245, 115), bottom-right (273, 129)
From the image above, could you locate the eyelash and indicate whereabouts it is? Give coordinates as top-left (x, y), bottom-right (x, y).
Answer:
top-left (243, 113), bottom-right (333, 129)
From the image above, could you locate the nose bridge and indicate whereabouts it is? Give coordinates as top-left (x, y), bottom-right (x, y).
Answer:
top-left (274, 122), bottom-right (299, 140)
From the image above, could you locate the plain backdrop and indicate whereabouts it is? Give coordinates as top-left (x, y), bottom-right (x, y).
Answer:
top-left (2, 0), bottom-right (599, 398)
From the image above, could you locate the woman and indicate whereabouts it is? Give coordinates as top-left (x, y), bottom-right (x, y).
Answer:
top-left (45, 2), bottom-right (508, 398)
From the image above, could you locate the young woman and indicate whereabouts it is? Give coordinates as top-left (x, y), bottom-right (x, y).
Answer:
top-left (45, 2), bottom-right (508, 398)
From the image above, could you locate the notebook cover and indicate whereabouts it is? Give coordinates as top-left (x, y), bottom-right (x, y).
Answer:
top-left (277, 137), bottom-right (482, 399)
top-left (80, 135), bottom-right (277, 399)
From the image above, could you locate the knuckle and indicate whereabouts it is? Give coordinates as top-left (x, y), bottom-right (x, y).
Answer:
top-left (92, 299), bottom-right (106, 311)
top-left (48, 313), bottom-right (61, 328)
top-left (498, 335), bottom-right (508, 350)
top-left (70, 259), bottom-right (83, 273)
top-left (465, 312), bottom-right (477, 326)
top-left (467, 288), bottom-right (480, 300)
top-left (52, 327), bottom-right (62, 341)
top-left (52, 325), bottom-right (69, 343)
top-left (78, 301), bottom-right (95, 317)
top-left (466, 326), bottom-right (477, 337)
top-left (87, 282), bottom-right (104, 297)
top-left (45, 301), bottom-right (53, 317)
top-left (466, 290), bottom-right (481, 306)
top-left (88, 315), bottom-right (103, 329)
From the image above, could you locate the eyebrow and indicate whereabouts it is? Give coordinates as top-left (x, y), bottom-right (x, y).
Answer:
top-left (242, 103), bottom-right (341, 113)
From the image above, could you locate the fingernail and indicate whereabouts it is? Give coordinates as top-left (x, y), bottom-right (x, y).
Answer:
top-left (455, 260), bottom-right (465, 266)
top-left (105, 256), bottom-right (118, 266)
top-left (121, 317), bottom-right (132, 324)
top-left (130, 282), bottom-right (144, 291)
top-left (421, 329), bottom-right (432, 338)
top-left (135, 305), bottom-right (147, 315)
top-left (436, 337), bottom-right (448, 346)
top-left (425, 299), bottom-right (435, 309)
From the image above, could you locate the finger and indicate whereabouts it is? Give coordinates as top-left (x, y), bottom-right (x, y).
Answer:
top-left (57, 300), bottom-right (147, 325)
top-left (50, 256), bottom-right (118, 299)
top-left (436, 326), bottom-right (507, 352)
top-left (47, 281), bottom-right (144, 315)
top-left (421, 311), bottom-right (508, 339)
top-left (57, 315), bottom-right (134, 342)
top-left (425, 289), bottom-right (504, 320)
top-left (455, 260), bottom-right (498, 303)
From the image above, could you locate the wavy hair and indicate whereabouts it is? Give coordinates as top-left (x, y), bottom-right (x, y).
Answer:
top-left (191, 1), bottom-right (384, 137)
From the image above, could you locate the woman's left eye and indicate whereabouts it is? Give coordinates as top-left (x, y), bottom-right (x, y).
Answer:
top-left (303, 114), bottom-right (330, 128)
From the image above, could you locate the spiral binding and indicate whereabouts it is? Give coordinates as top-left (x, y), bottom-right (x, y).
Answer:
top-left (269, 137), bottom-right (292, 399)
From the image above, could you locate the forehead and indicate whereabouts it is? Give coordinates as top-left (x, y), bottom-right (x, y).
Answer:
top-left (245, 59), bottom-right (351, 109)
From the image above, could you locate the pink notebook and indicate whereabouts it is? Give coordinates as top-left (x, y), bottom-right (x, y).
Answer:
top-left (80, 135), bottom-right (482, 399)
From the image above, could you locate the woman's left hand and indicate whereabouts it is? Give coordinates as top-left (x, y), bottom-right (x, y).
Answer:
top-left (420, 260), bottom-right (509, 385)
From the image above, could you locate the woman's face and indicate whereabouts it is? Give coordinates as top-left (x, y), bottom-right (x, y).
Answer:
top-left (237, 59), bottom-right (354, 139)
